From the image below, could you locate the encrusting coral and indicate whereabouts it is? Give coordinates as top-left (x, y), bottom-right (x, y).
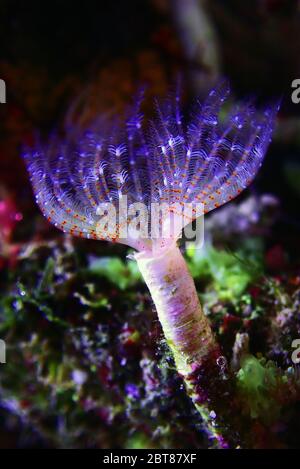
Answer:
top-left (23, 83), bottom-right (277, 447)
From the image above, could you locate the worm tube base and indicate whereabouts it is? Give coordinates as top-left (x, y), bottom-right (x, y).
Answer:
top-left (136, 244), bottom-right (242, 448)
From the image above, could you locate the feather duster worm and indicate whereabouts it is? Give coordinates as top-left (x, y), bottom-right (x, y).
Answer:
top-left (24, 83), bottom-right (277, 447)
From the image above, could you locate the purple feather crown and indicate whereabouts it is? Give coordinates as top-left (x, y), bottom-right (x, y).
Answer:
top-left (23, 82), bottom-right (277, 251)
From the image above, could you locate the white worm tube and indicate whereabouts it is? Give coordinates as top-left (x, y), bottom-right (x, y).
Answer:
top-left (136, 243), bottom-right (216, 376)
top-left (137, 243), bottom-right (242, 448)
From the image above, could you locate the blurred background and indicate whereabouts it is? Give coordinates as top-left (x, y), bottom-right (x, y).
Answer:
top-left (1, 0), bottom-right (300, 449)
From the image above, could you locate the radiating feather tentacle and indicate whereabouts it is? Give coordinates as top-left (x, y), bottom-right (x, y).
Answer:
top-left (24, 83), bottom-right (277, 252)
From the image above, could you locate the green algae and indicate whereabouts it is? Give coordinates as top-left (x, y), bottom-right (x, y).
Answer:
top-left (236, 355), bottom-right (281, 421)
